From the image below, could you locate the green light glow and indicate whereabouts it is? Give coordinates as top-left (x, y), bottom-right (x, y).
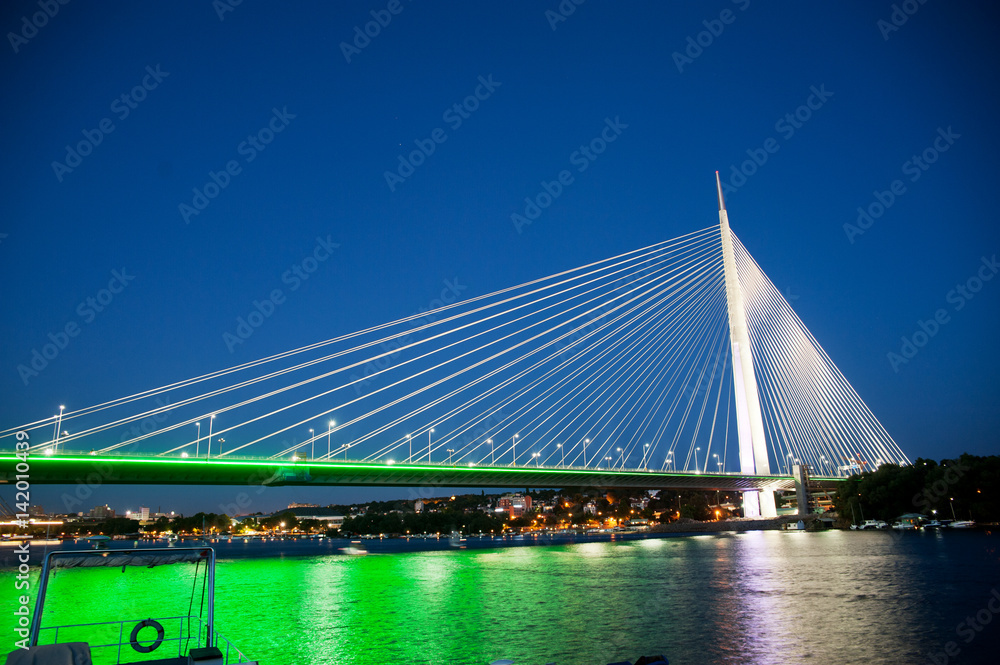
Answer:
top-left (0, 454), bottom-right (838, 490)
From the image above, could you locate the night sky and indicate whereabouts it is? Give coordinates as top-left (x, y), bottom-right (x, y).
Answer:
top-left (2, 1), bottom-right (998, 516)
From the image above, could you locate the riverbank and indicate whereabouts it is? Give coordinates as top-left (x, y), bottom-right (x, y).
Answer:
top-left (2, 529), bottom-right (750, 566)
top-left (2, 516), bottom-right (838, 566)
top-left (651, 514), bottom-right (818, 533)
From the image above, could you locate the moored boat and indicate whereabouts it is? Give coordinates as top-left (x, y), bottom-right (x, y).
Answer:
top-left (7, 547), bottom-right (257, 665)
top-left (340, 540), bottom-right (368, 555)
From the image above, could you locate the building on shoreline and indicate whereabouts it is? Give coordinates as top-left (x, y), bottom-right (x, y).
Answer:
top-left (496, 493), bottom-right (531, 518)
top-left (263, 506), bottom-right (345, 528)
top-left (89, 504), bottom-right (114, 519)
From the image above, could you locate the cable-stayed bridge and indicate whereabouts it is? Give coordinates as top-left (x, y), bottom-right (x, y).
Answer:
top-left (1, 175), bottom-right (909, 516)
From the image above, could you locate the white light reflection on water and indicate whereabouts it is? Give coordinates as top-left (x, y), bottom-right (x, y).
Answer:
top-left (5, 530), bottom-right (999, 664)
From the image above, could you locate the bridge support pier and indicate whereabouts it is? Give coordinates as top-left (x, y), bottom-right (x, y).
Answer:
top-left (792, 464), bottom-right (810, 516)
top-left (742, 489), bottom-right (777, 518)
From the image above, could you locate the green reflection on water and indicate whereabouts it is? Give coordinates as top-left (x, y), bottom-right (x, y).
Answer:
top-left (1, 544), bottom-right (671, 664)
top-left (3, 532), bottom-right (996, 665)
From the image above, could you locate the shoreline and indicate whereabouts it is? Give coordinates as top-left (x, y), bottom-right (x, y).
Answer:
top-left (0, 516), bottom-right (827, 567)
top-left (3, 518), bottom-right (991, 568)
top-left (650, 514), bottom-right (821, 533)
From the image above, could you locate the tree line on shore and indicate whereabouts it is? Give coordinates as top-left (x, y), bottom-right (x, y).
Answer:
top-left (833, 454), bottom-right (999, 523)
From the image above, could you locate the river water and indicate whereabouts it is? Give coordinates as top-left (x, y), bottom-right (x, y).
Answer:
top-left (3, 530), bottom-right (999, 664)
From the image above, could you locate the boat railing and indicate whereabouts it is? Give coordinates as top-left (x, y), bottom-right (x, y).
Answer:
top-left (38, 614), bottom-right (251, 664)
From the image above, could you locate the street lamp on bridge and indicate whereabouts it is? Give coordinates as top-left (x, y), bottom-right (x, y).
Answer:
top-left (195, 422), bottom-right (201, 457)
top-left (616, 447), bottom-right (623, 469)
top-left (446, 448), bottom-right (454, 464)
top-left (207, 414), bottom-right (216, 459)
top-left (583, 438), bottom-right (590, 467)
top-left (666, 451), bottom-right (673, 471)
top-left (328, 420), bottom-right (335, 459)
top-left (511, 433), bottom-right (519, 466)
top-left (532, 452), bottom-right (541, 466)
top-left (428, 428), bottom-right (435, 462)
top-left (695, 447), bottom-right (701, 473)
top-left (487, 438), bottom-right (493, 464)
top-left (557, 443), bottom-right (564, 467)
top-left (407, 434), bottom-right (412, 462)
top-left (309, 428), bottom-right (314, 459)
top-left (54, 405), bottom-right (65, 453)
top-left (641, 443), bottom-right (650, 470)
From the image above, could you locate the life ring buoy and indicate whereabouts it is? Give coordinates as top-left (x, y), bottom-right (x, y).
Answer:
top-left (129, 618), bottom-right (165, 653)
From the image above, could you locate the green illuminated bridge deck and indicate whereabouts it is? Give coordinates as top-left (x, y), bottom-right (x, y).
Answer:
top-left (1, 453), bottom-right (841, 491)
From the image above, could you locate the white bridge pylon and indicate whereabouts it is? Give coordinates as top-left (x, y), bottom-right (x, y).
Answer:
top-left (717, 172), bottom-right (776, 518)
top-left (6, 175), bottom-right (910, 503)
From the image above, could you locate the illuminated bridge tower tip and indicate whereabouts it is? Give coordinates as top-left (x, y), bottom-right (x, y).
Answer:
top-left (716, 171), bottom-right (777, 518)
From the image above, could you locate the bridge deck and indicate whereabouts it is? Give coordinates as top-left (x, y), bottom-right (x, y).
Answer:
top-left (1, 454), bottom-right (841, 491)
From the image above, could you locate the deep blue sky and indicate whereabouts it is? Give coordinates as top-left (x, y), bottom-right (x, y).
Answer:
top-left (2, 1), bottom-right (998, 515)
